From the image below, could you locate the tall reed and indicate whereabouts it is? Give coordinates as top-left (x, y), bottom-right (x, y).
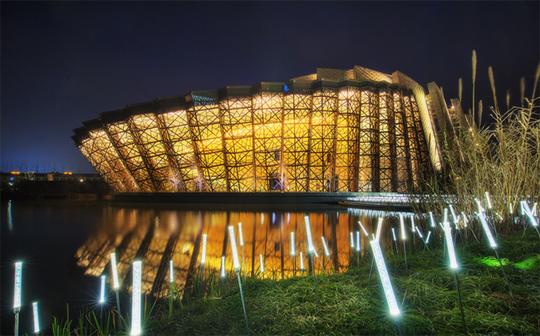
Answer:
top-left (422, 55), bottom-right (540, 235)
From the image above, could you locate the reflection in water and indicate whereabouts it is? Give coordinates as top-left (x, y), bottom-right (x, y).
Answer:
top-left (7, 200), bottom-right (13, 231)
top-left (75, 207), bottom-right (418, 297)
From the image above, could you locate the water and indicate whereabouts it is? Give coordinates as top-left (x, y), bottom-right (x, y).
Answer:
top-left (1, 200), bottom-right (416, 334)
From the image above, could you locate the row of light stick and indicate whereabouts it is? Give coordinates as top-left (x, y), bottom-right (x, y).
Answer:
top-left (13, 196), bottom-right (538, 334)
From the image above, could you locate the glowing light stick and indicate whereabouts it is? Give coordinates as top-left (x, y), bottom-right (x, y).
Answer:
top-left (358, 221), bottom-right (369, 237)
top-left (449, 204), bottom-right (459, 226)
top-left (99, 275), bottom-right (106, 304)
top-left (260, 213), bottom-right (264, 224)
top-left (304, 215), bottom-right (315, 255)
top-left (290, 232), bottom-right (296, 256)
top-left (410, 216), bottom-right (415, 233)
top-left (169, 260), bottom-right (174, 284)
top-left (425, 231), bottom-right (432, 244)
top-left (130, 260), bottom-right (142, 336)
top-left (32, 301), bottom-right (40, 334)
top-left (391, 228), bottom-right (397, 241)
top-left (220, 256), bottom-right (226, 278)
top-left (475, 198), bottom-right (485, 213)
top-left (375, 217), bottom-right (383, 241)
top-left (13, 261), bottom-right (22, 310)
top-left (321, 236), bottom-right (331, 256)
top-left (350, 232), bottom-right (355, 248)
top-left (429, 212), bottom-right (436, 228)
top-left (533, 202), bottom-right (538, 216)
top-left (299, 252), bottom-right (305, 271)
top-left (369, 239), bottom-right (401, 317)
top-left (415, 225), bottom-right (424, 240)
top-left (110, 252), bottom-right (120, 290)
top-left (355, 231), bottom-right (361, 252)
top-left (477, 211), bottom-right (498, 248)
top-left (521, 201), bottom-right (538, 227)
top-left (259, 255), bottom-right (264, 273)
top-left (442, 218), bottom-right (459, 270)
top-left (228, 225), bottom-right (241, 271)
top-left (399, 214), bottom-right (407, 240)
top-left (509, 202), bottom-right (514, 215)
top-left (485, 191), bottom-right (493, 209)
top-left (443, 208), bottom-right (449, 225)
top-left (461, 212), bottom-right (468, 228)
top-left (237, 222), bottom-right (244, 247)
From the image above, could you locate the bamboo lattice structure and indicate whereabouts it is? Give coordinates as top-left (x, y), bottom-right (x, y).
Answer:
top-left (73, 66), bottom-right (443, 193)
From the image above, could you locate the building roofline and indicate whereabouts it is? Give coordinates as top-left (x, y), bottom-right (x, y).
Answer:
top-left (73, 76), bottom-right (415, 138)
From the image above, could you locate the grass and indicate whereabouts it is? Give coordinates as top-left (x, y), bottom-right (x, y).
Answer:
top-left (145, 232), bottom-right (540, 335)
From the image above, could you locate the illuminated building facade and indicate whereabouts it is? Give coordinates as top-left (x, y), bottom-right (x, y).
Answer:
top-left (73, 66), bottom-right (444, 193)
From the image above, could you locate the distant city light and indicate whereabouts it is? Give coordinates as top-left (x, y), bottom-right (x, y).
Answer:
top-left (13, 261), bottom-right (23, 310)
top-left (130, 260), bottom-right (142, 336)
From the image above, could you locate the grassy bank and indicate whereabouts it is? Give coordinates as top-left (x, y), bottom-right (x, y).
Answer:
top-left (148, 233), bottom-right (540, 335)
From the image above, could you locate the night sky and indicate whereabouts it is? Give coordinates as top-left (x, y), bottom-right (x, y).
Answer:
top-left (1, 2), bottom-right (538, 173)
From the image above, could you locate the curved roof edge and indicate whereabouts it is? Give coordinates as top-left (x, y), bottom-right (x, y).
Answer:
top-left (72, 79), bottom-right (414, 145)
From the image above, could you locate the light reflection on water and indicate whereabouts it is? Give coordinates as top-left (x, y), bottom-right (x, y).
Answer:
top-left (75, 206), bottom-right (418, 297)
